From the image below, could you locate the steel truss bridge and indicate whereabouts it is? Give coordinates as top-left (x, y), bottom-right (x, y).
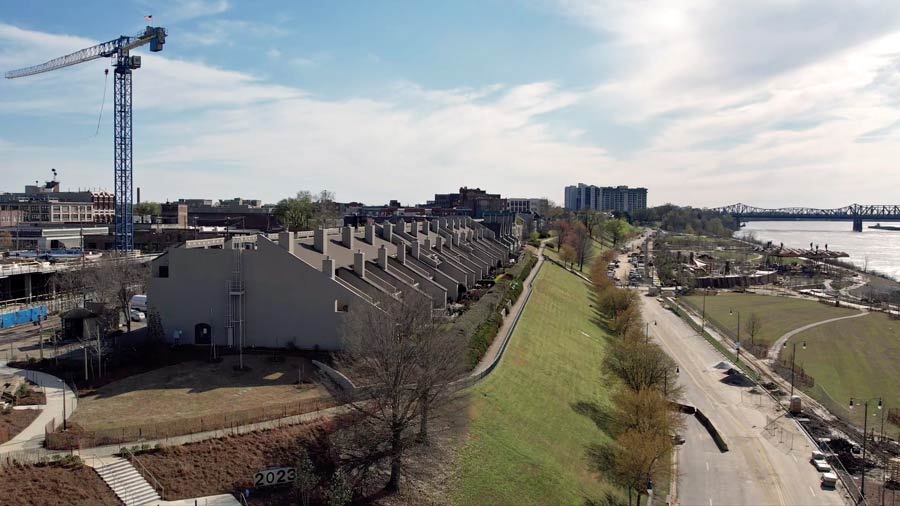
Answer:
top-left (714, 203), bottom-right (900, 231)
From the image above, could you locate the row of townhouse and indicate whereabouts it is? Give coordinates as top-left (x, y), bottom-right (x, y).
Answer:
top-left (148, 216), bottom-right (521, 351)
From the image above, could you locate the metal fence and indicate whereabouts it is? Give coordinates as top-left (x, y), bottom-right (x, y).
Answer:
top-left (45, 396), bottom-right (337, 450)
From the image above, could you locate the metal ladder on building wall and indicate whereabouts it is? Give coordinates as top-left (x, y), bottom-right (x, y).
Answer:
top-left (224, 245), bottom-right (245, 352)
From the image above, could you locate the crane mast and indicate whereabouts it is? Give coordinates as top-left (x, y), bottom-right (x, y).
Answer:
top-left (6, 26), bottom-right (167, 252)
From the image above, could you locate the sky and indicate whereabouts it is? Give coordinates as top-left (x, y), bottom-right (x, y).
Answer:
top-left (3, 1), bottom-right (900, 208)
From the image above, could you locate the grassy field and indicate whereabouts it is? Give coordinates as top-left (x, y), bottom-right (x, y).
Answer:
top-left (70, 354), bottom-right (328, 431)
top-left (452, 262), bottom-right (624, 506)
top-left (788, 312), bottom-right (900, 432)
top-left (682, 293), bottom-right (858, 347)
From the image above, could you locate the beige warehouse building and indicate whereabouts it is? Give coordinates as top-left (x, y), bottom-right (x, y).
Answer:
top-left (148, 216), bottom-right (520, 351)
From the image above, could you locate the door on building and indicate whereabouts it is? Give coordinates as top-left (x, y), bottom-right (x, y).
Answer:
top-left (194, 323), bottom-right (211, 345)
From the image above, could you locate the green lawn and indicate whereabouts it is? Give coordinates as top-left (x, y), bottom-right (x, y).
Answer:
top-left (682, 293), bottom-right (858, 347)
top-left (788, 312), bottom-right (900, 432)
top-left (452, 262), bottom-right (624, 506)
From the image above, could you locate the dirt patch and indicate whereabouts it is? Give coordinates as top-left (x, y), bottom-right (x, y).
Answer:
top-left (71, 354), bottom-right (329, 432)
top-left (16, 386), bottom-right (46, 406)
top-left (0, 408), bottom-right (39, 443)
top-left (0, 461), bottom-right (119, 506)
top-left (133, 418), bottom-right (342, 505)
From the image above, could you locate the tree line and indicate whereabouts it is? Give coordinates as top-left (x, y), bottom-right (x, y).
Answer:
top-left (552, 211), bottom-right (635, 271)
top-left (633, 204), bottom-right (739, 237)
top-left (589, 250), bottom-right (683, 506)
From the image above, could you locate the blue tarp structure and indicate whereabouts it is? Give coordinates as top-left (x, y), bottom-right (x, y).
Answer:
top-left (0, 305), bottom-right (48, 329)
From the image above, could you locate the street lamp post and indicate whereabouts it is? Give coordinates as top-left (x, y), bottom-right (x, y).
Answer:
top-left (849, 396), bottom-right (882, 504)
top-left (664, 366), bottom-right (679, 397)
top-left (645, 320), bottom-right (657, 341)
top-left (701, 289), bottom-right (708, 336)
top-left (729, 309), bottom-right (741, 363)
top-left (782, 340), bottom-right (807, 398)
top-left (58, 378), bottom-right (67, 431)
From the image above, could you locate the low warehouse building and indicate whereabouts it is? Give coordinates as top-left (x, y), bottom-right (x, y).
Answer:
top-left (148, 216), bottom-right (520, 350)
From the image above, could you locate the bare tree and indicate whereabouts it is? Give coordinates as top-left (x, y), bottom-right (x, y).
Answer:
top-left (603, 337), bottom-right (681, 397)
top-left (337, 296), bottom-right (465, 492)
top-left (571, 221), bottom-right (593, 271)
top-left (81, 253), bottom-right (149, 334)
top-left (613, 429), bottom-right (673, 506)
top-left (745, 312), bottom-right (762, 346)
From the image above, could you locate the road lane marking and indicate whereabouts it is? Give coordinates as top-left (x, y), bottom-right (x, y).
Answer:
top-left (709, 498), bottom-right (712, 506)
top-left (706, 461), bottom-right (709, 472)
top-left (808, 486), bottom-right (815, 497)
top-left (792, 455), bottom-right (798, 463)
top-left (580, 331), bottom-right (590, 337)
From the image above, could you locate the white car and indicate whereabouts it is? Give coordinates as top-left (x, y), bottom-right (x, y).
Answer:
top-left (813, 459), bottom-right (832, 472)
top-left (130, 309), bottom-right (146, 322)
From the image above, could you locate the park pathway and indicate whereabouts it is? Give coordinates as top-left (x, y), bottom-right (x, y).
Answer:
top-left (765, 311), bottom-right (869, 362)
top-left (0, 361), bottom-right (76, 453)
top-left (472, 240), bottom-right (548, 376)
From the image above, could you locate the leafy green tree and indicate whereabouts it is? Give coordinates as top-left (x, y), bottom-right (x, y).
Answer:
top-left (603, 219), bottom-right (628, 248)
top-left (133, 201), bottom-right (161, 217)
top-left (274, 192), bottom-right (314, 231)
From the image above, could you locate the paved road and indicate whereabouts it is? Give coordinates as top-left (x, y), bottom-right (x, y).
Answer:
top-left (642, 297), bottom-right (847, 506)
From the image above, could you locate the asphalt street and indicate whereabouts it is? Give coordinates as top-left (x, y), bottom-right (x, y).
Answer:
top-left (641, 296), bottom-right (847, 506)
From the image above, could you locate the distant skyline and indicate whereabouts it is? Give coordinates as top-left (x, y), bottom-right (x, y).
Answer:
top-left (4, 1), bottom-right (900, 208)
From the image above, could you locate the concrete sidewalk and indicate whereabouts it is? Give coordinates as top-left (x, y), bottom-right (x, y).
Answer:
top-left (0, 361), bottom-right (76, 453)
top-left (473, 242), bottom-right (547, 376)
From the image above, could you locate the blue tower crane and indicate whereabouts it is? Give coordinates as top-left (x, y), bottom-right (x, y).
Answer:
top-left (5, 26), bottom-right (167, 252)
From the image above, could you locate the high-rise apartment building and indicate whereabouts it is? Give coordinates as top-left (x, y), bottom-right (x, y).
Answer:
top-left (563, 184), bottom-right (647, 213)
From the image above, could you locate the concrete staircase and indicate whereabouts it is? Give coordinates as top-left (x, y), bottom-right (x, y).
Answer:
top-left (94, 457), bottom-right (161, 506)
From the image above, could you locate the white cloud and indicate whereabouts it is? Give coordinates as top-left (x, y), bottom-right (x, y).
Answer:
top-left (182, 19), bottom-right (287, 46)
top-left (154, 0), bottom-right (231, 23)
top-left (0, 23), bottom-right (608, 205)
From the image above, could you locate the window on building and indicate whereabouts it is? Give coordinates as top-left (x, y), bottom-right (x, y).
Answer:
top-left (335, 300), bottom-right (349, 312)
top-left (158, 265), bottom-right (169, 278)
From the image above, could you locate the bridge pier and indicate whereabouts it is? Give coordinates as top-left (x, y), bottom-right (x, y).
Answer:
top-left (852, 217), bottom-right (863, 232)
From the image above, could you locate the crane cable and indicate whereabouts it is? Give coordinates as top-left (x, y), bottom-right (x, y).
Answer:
top-left (92, 68), bottom-right (109, 137)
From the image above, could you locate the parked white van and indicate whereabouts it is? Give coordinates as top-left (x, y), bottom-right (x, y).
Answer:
top-left (130, 294), bottom-right (148, 312)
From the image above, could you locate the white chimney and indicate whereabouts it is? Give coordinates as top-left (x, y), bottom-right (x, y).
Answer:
top-left (314, 228), bottom-right (328, 255)
top-left (396, 242), bottom-right (406, 264)
top-left (382, 221), bottom-right (394, 241)
top-left (278, 231), bottom-right (295, 254)
top-left (354, 250), bottom-right (366, 278)
top-left (365, 223), bottom-right (375, 244)
top-left (322, 256), bottom-right (335, 278)
top-left (342, 226), bottom-right (354, 249)
top-left (378, 244), bottom-right (388, 270)
top-left (411, 240), bottom-right (421, 259)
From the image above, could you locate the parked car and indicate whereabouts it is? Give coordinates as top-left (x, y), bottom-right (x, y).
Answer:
top-left (813, 459), bottom-right (832, 472)
top-left (130, 309), bottom-right (146, 322)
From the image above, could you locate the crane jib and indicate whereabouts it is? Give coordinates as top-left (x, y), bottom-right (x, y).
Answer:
top-left (4, 26), bottom-right (166, 79)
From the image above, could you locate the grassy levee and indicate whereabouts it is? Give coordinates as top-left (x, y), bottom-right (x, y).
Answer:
top-left (788, 311), bottom-right (900, 432)
top-left (543, 236), bottom-right (607, 267)
top-left (452, 262), bottom-right (624, 506)
top-left (682, 293), bottom-right (857, 347)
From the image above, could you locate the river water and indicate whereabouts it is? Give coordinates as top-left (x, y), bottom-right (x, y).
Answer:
top-left (739, 221), bottom-right (900, 281)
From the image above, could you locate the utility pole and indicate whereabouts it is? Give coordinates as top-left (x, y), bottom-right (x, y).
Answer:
top-left (850, 397), bottom-right (883, 505)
